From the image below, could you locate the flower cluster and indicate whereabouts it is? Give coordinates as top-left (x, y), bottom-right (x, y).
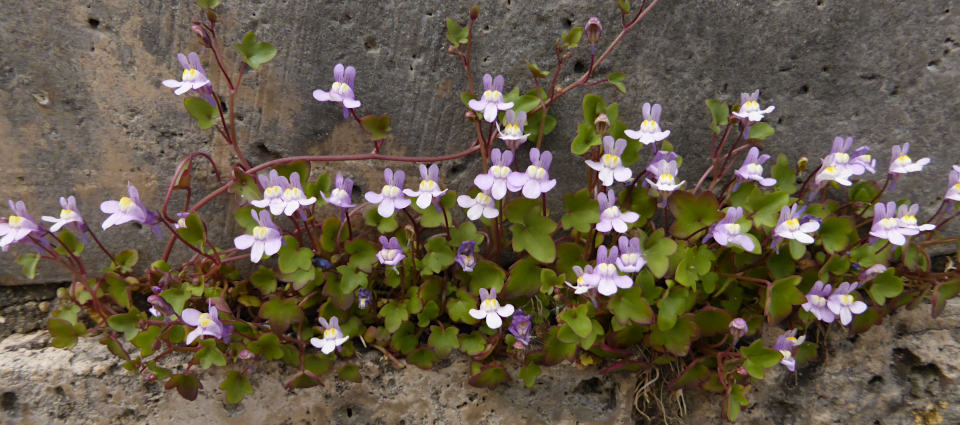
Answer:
top-left (801, 281), bottom-right (868, 325)
top-left (12, 5), bottom-right (960, 416)
top-left (566, 240), bottom-right (645, 297)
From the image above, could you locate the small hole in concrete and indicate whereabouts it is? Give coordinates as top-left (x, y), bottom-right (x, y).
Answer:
top-left (1, 392), bottom-right (16, 411)
top-left (88, 18), bottom-right (100, 28)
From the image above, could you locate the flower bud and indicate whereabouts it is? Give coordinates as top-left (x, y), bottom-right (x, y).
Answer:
top-left (357, 288), bottom-right (373, 310)
top-left (585, 17), bottom-right (602, 44)
top-left (594, 113), bottom-right (610, 135)
top-left (465, 110), bottom-right (477, 121)
top-left (147, 295), bottom-right (175, 317)
top-left (192, 25), bottom-right (213, 48)
top-left (447, 45), bottom-right (459, 55)
top-left (238, 349), bottom-right (255, 360)
top-left (858, 264), bottom-right (887, 282)
top-left (469, 6), bottom-right (480, 20)
top-left (312, 255), bottom-right (333, 269)
top-left (729, 317), bottom-right (748, 345)
top-left (797, 156), bottom-right (809, 173)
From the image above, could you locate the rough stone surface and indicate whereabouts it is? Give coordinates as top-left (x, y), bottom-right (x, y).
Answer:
top-left (1, 0), bottom-right (958, 283)
top-left (0, 299), bottom-right (957, 424)
top-left (0, 282), bottom-right (64, 339)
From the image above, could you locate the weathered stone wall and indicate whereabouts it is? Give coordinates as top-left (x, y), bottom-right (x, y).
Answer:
top-left (2, 298), bottom-right (957, 424)
top-left (1, 0), bottom-right (958, 281)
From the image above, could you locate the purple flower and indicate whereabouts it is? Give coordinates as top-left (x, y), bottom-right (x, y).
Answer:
top-left (468, 74), bottom-right (514, 123)
top-left (704, 207), bottom-right (755, 252)
top-left (827, 137), bottom-right (876, 175)
top-left (895, 203), bottom-right (936, 236)
top-left (945, 165), bottom-right (960, 202)
top-left (585, 136), bottom-right (633, 187)
top-left (508, 308), bottom-right (532, 346)
top-left (615, 236), bottom-right (646, 273)
top-left (728, 318), bottom-right (748, 345)
top-left (812, 137), bottom-right (876, 193)
top-left (233, 209), bottom-right (283, 263)
top-left (827, 282), bottom-right (868, 326)
top-left (814, 164), bottom-right (854, 187)
top-left (625, 103), bottom-right (671, 145)
top-left (507, 148), bottom-right (557, 199)
top-left (376, 236), bottom-right (405, 266)
top-left (172, 212), bottom-right (190, 230)
top-left (100, 183), bottom-right (159, 232)
top-left (0, 201), bottom-right (40, 250)
top-left (468, 288), bottom-right (514, 329)
top-left (564, 265), bottom-right (598, 295)
top-left (280, 172), bottom-right (316, 215)
top-left (41, 196), bottom-right (85, 233)
top-left (772, 204), bottom-right (819, 248)
top-left (251, 170), bottom-right (316, 216)
top-left (642, 151), bottom-right (677, 187)
top-left (497, 110), bottom-right (530, 150)
top-left (313, 64), bottom-right (362, 119)
top-left (733, 147), bottom-right (777, 187)
top-left (251, 170), bottom-right (287, 215)
top-left (310, 316), bottom-right (350, 354)
top-left (475, 149), bottom-right (515, 200)
top-left (645, 154), bottom-right (685, 193)
top-left (596, 190), bottom-right (638, 234)
top-left (772, 329), bottom-right (805, 372)
top-left (801, 281), bottom-right (835, 323)
top-left (731, 90), bottom-right (775, 123)
top-left (889, 143), bottom-right (930, 174)
top-left (357, 288), bottom-right (372, 310)
top-left (320, 173), bottom-right (355, 209)
top-left (586, 246), bottom-right (633, 296)
top-left (403, 164), bottom-right (447, 209)
top-left (455, 241), bottom-right (478, 272)
top-left (161, 52), bottom-right (212, 96)
top-left (869, 202), bottom-right (912, 246)
top-left (182, 305), bottom-right (225, 345)
top-left (365, 168), bottom-right (411, 218)
top-left (585, 17), bottom-right (603, 44)
top-left (457, 190), bottom-right (498, 220)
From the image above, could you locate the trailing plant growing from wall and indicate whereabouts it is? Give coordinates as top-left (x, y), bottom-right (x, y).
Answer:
top-left (2, 0), bottom-right (958, 420)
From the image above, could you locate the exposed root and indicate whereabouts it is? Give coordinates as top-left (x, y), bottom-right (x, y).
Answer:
top-left (371, 344), bottom-right (406, 369)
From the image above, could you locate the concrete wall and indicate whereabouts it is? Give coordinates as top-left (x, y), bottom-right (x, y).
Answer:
top-left (1, 0), bottom-right (958, 283)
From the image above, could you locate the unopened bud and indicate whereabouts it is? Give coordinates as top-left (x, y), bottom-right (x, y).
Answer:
top-left (469, 6), bottom-right (480, 20)
top-left (594, 113), bottom-right (610, 135)
top-left (357, 288), bottom-right (373, 311)
top-left (143, 372), bottom-right (157, 382)
top-left (465, 110), bottom-right (477, 121)
top-left (447, 45), bottom-right (458, 55)
top-left (205, 9), bottom-right (218, 23)
top-left (238, 349), bottom-right (255, 360)
top-left (797, 156), bottom-right (809, 173)
top-left (585, 17), bottom-right (602, 44)
top-left (737, 366), bottom-right (748, 376)
top-left (192, 25), bottom-right (213, 48)
top-left (729, 318), bottom-right (748, 345)
top-left (147, 295), bottom-right (174, 317)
